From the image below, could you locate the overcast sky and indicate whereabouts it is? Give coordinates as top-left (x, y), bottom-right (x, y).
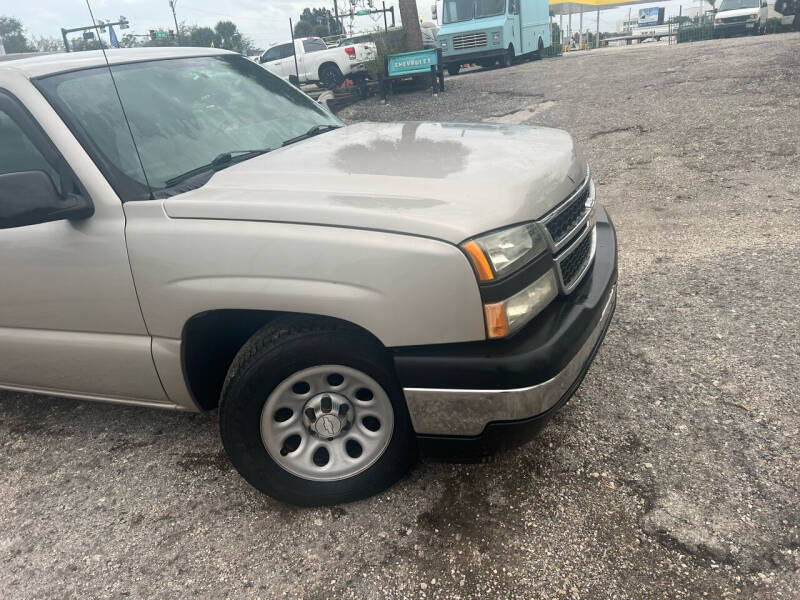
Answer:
top-left (10, 0), bottom-right (712, 51)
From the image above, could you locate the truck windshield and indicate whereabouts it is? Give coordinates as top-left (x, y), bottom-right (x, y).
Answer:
top-left (36, 54), bottom-right (342, 200)
top-left (443, 0), bottom-right (506, 23)
top-left (718, 0), bottom-right (759, 9)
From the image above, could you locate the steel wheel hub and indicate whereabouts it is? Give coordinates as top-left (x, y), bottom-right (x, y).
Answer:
top-left (303, 392), bottom-right (353, 439)
top-left (260, 365), bottom-right (394, 481)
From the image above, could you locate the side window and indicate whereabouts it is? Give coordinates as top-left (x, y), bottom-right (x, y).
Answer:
top-left (508, 0), bottom-right (520, 14)
top-left (279, 43), bottom-right (296, 59)
top-left (302, 39), bottom-right (328, 53)
top-left (262, 46), bottom-right (282, 62)
top-left (0, 107), bottom-right (61, 193)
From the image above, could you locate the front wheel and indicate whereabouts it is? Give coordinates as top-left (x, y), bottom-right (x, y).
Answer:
top-left (447, 64), bottom-right (461, 76)
top-left (219, 318), bottom-right (416, 506)
top-left (500, 46), bottom-right (514, 68)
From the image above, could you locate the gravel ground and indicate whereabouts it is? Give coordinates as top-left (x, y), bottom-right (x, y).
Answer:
top-left (2, 34), bottom-right (799, 599)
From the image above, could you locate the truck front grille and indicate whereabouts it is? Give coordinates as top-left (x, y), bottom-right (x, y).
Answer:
top-left (537, 174), bottom-right (597, 294)
top-left (722, 15), bottom-right (750, 23)
top-left (545, 183), bottom-right (591, 246)
top-left (453, 33), bottom-right (487, 50)
top-left (556, 229), bottom-right (595, 290)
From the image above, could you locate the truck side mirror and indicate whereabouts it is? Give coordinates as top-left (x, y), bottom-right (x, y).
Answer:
top-left (0, 170), bottom-right (94, 229)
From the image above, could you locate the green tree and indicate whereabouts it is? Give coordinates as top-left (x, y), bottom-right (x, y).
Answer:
top-left (33, 36), bottom-right (64, 52)
top-left (213, 20), bottom-right (253, 53)
top-left (0, 16), bottom-right (35, 53)
top-left (294, 20), bottom-right (313, 37)
top-left (185, 25), bottom-right (216, 47)
top-left (119, 33), bottom-right (142, 48)
top-left (68, 36), bottom-right (106, 52)
top-left (297, 6), bottom-right (340, 36)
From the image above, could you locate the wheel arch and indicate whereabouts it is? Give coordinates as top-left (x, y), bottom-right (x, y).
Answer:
top-left (181, 309), bottom-right (385, 410)
top-left (317, 61), bottom-right (342, 80)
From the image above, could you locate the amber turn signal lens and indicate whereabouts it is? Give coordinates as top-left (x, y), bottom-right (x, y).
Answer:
top-left (484, 301), bottom-right (509, 339)
top-left (462, 240), bottom-right (494, 282)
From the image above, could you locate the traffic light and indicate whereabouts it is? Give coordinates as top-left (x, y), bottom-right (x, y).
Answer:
top-left (149, 30), bottom-right (175, 40)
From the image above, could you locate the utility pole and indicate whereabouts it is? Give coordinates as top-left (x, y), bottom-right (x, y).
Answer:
top-left (169, 0), bottom-right (181, 45)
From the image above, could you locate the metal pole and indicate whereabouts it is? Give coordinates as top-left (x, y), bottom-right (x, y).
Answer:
top-left (391, 6), bottom-right (396, 28)
top-left (169, 0), bottom-right (181, 45)
top-left (61, 28), bottom-right (71, 52)
top-left (568, 8), bottom-right (572, 44)
top-left (383, 1), bottom-right (389, 32)
top-left (596, 8), bottom-right (600, 49)
top-left (289, 19), bottom-right (300, 83)
top-left (579, 7), bottom-right (583, 48)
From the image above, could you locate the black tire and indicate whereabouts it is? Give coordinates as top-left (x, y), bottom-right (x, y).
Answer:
top-left (447, 64), bottom-right (461, 76)
top-left (533, 38), bottom-right (545, 60)
top-left (500, 45), bottom-right (514, 68)
top-left (319, 64), bottom-right (344, 89)
top-left (219, 317), bottom-right (416, 506)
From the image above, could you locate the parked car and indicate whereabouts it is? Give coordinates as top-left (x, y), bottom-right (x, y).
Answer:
top-left (713, 0), bottom-right (769, 35)
top-left (0, 48), bottom-right (617, 506)
top-left (774, 0), bottom-right (799, 28)
top-left (258, 37), bottom-right (366, 87)
top-left (438, 0), bottom-right (551, 75)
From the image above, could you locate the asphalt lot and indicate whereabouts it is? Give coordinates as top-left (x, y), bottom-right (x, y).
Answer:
top-left (2, 34), bottom-right (799, 599)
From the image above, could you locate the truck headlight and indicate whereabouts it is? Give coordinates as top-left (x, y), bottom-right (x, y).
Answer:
top-left (441, 39), bottom-right (447, 48)
top-left (492, 32), bottom-right (501, 41)
top-left (461, 222), bottom-right (548, 282)
top-left (484, 270), bottom-right (558, 338)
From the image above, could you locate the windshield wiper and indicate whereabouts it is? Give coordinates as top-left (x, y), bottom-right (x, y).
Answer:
top-left (164, 148), bottom-right (272, 187)
top-left (282, 124), bottom-right (342, 147)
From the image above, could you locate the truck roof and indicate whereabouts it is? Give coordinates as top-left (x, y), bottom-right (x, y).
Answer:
top-left (0, 47), bottom-right (233, 78)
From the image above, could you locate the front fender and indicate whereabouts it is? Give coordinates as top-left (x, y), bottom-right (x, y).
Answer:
top-left (123, 200), bottom-right (486, 347)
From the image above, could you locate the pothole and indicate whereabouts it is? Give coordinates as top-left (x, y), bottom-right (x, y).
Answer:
top-left (484, 100), bottom-right (555, 124)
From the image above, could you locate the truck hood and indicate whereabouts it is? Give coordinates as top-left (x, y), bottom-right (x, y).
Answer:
top-left (163, 122), bottom-right (586, 244)
top-left (717, 7), bottom-right (760, 17)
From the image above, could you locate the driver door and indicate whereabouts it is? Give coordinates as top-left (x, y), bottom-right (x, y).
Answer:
top-left (508, 0), bottom-right (523, 54)
top-left (260, 43), bottom-right (296, 80)
top-left (0, 88), bottom-right (167, 404)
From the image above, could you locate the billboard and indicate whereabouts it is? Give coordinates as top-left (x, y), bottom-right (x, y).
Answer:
top-left (638, 7), bottom-right (665, 27)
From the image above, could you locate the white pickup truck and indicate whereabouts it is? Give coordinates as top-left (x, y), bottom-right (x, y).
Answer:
top-left (0, 48), bottom-right (617, 506)
top-left (258, 37), bottom-right (369, 88)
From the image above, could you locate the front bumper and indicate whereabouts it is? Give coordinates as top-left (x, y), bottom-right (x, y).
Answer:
top-left (441, 47), bottom-right (507, 66)
top-left (395, 207), bottom-right (618, 454)
top-left (714, 20), bottom-right (758, 33)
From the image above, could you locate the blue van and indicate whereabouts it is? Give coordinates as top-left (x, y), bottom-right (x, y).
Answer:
top-left (438, 0), bottom-right (552, 75)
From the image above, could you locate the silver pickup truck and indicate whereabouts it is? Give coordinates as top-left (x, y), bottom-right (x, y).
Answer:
top-left (0, 48), bottom-right (617, 506)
